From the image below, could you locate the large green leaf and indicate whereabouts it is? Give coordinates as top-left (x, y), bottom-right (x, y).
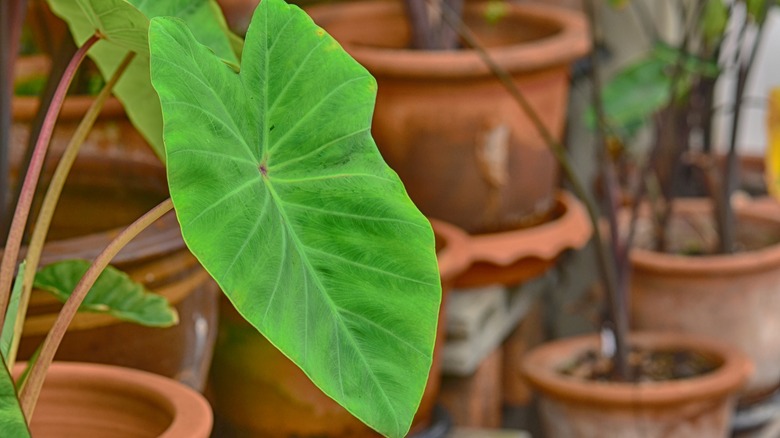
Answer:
top-left (0, 356), bottom-right (29, 437)
top-left (46, 0), bottom-right (239, 160)
top-left (34, 260), bottom-right (178, 327)
top-left (148, 1), bottom-right (441, 436)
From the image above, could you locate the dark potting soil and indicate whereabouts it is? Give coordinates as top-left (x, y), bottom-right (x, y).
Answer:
top-left (559, 346), bottom-right (720, 383)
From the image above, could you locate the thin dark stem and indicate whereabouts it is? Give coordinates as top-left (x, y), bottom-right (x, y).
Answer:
top-left (719, 0), bottom-right (771, 253)
top-left (403, 0), bottom-right (463, 50)
top-left (0, 33), bottom-right (100, 331)
top-left (583, 0), bottom-right (629, 381)
top-left (0, 0), bottom-right (29, 242)
top-left (439, 0), bottom-right (627, 376)
top-left (628, 0), bottom-right (659, 43)
top-left (623, 0), bottom-right (705, 257)
top-left (18, 198), bottom-right (174, 419)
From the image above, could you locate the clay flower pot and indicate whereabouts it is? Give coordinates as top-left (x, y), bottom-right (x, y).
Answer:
top-left (455, 191), bottom-right (592, 288)
top-left (521, 332), bottom-right (752, 438)
top-left (11, 57), bottom-right (218, 390)
top-left (208, 219), bottom-right (470, 437)
top-left (307, 1), bottom-right (590, 233)
top-left (630, 199), bottom-right (780, 399)
top-left (17, 362), bottom-right (212, 437)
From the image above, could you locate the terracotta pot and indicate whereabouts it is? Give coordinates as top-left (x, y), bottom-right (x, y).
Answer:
top-left (9, 72), bottom-right (218, 390)
top-left (10, 157), bottom-right (219, 391)
top-left (630, 199), bottom-right (780, 399)
top-left (455, 190), bottom-right (592, 288)
top-left (521, 332), bottom-right (752, 438)
top-left (208, 219), bottom-right (470, 437)
top-left (12, 55), bottom-right (161, 168)
top-left (16, 362), bottom-right (212, 437)
top-left (307, 1), bottom-right (590, 234)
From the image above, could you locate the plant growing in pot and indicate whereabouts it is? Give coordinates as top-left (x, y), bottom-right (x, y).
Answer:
top-left (441, 1), bottom-right (761, 436)
top-left (304, 0), bottom-right (594, 288)
top-left (581, 0), bottom-right (780, 408)
top-left (0, 1), bottom-right (442, 437)
top-left (2, 1), bottom-right (242, 390)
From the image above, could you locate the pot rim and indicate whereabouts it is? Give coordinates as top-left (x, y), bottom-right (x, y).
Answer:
top-left (13, 55), bottom-right (128, 121)
top-left (521, 332), bottom-right (753, 407)
top-left (630, 199), bottom-right (780, 276)
top-left (429, 218), bottom-right (471, 284)
top-left (466, 190), bottom-right (592, 266)
top-left (306, 1), bottom-right (590, 78)
top-left (16, 361), bottom-right (213, 437)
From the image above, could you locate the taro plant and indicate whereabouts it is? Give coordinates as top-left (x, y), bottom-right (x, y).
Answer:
top-left (0, 0), bottom-right (441, 437)
top-left (592, 0), bottom-right (777, 254)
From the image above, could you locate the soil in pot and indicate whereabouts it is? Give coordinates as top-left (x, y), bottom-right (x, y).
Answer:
top-left (521, 332), bottom-right (752, 438)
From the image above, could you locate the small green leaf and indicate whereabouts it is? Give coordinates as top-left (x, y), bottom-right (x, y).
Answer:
top-left (701, 0), bottom-right (728, 47)
top-left (747, 0), bottom-right (768, 23)
top-left (608, 0), bottom-right (630, 8)
top-left (34, 260), bottom-right (178, 328)
top-left (1, 262), bottom-right (25, 363)
top-left (46, 0), bottom-right (240, 160)
top-left (587, 43), bottom-right (720, 138)
top-left (149, 1), bottom-right (441, 436)
top-left (484, 0), bottom-right (508, 24)
top-left (586, 55), bottom-right (671, 138)
top-left (0, 356), bottom-right (29, 437)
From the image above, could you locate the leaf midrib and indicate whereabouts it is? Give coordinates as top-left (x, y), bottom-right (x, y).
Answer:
top-left (262, 178), bottom-right (402, 436)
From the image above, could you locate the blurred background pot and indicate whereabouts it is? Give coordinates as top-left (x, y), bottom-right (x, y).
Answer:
top-left (630, 199), bottom-right (780, 400)
top-left (522, 332), bottom-right (752, 438)
top-left (307, 1), bottom-right (589, 234)
top-left (10, 57), bottom-right (218, 390)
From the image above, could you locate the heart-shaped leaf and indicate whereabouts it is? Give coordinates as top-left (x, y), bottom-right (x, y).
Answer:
top-left (46, 0), bottom-right (239, 160)
top-left (0, 355), bottom-right (29, 437)
top-left (34, 260), bottom-right (178, 327)
top-left (149, 1), bottom-right (441, 436)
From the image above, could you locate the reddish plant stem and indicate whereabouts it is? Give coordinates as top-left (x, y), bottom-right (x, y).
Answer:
top-left (0, 33), bottom-right (100, 330)
top-left (18, 198), bottom-right (174, 419)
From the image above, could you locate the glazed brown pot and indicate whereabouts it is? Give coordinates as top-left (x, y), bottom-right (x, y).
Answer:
top-left (521, 332), bottom-right (752, 438)
top-left (16, 362), bottom-right (213, 437)
top-left (11, 157), bottom-right (219, 391)
top-left (10, 63), bottom-right (218, 390)
top-left (207, 218), bottom-right (470, 437)
top-left (12, 55), bottom-right (161, 168)
top-left (307, 1), bottom-right (590, 234)
top-left (630, 199), bottom-right (780, 399)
